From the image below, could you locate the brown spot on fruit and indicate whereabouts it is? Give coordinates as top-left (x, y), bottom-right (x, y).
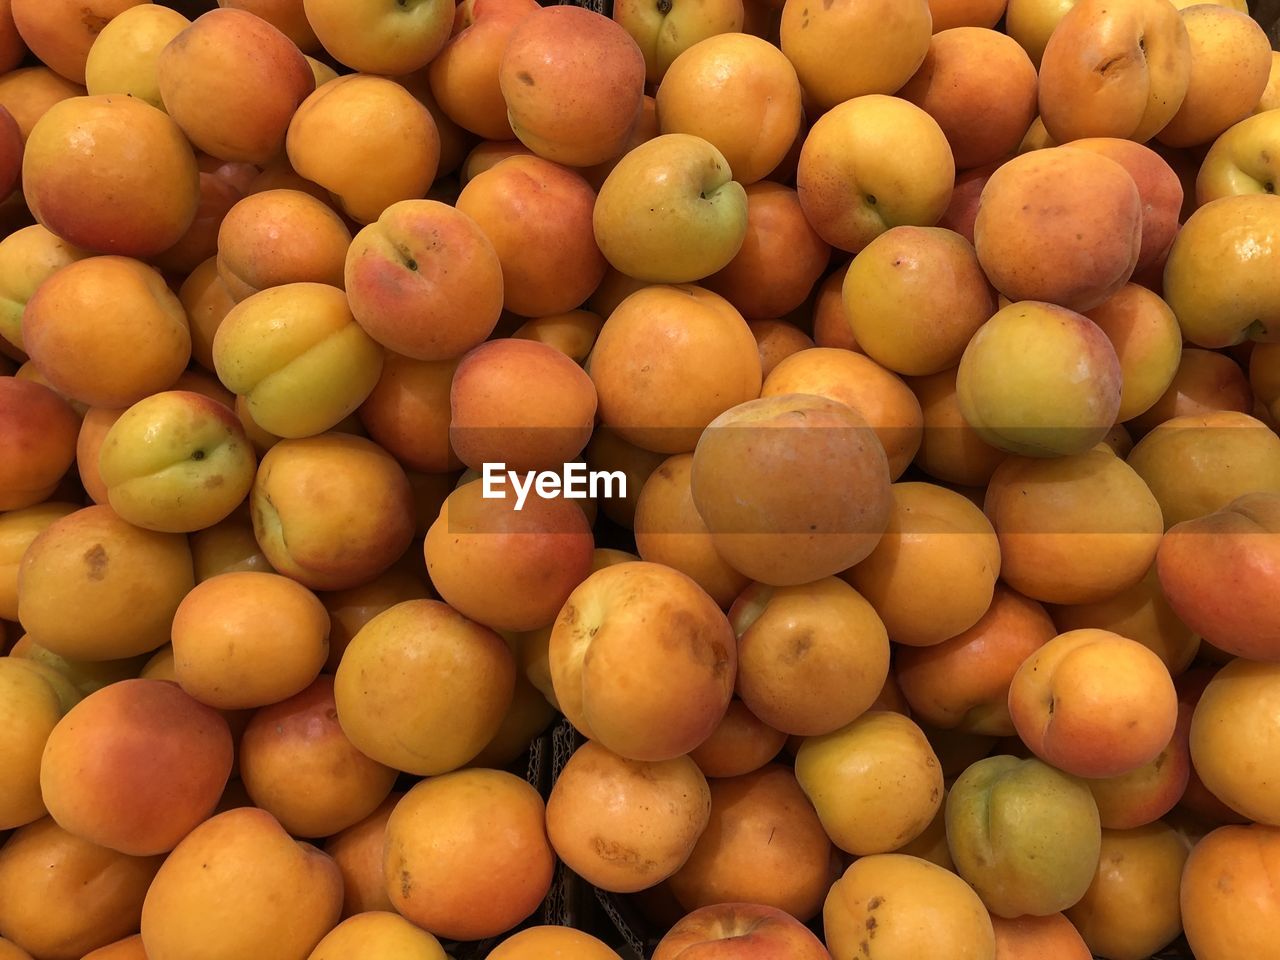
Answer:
top-left (83, 543), bottom-right (108, 580)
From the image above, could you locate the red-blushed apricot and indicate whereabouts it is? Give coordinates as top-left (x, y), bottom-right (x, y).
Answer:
top-left (384, 769), bottom-right (554, 941)
top-left (238, 676), bottom-right (397, 839)
top-left (796, 711), bottom-right (943, 856)
top-left (39, 678), bottom-right (233, 856)
top-left (335, 599), bottom-right (515, 775)
top-left (158, 9), bottom-right (312, 164)
top-left (323, 794), bottom-right (400, 919)
top-left (688, 698), bottom-right (788, 779)
top-left (425, 481), bottom-right (594, 632)
top-left (0, 377), bottom-right (78, 511)
top-left (499, 5), bottom-right (645, 167)
top-left (702, 182), bottom-right (829, 319)
top-left (357, 353), bottom-right (460, 475)
top-left (455, 155), bottom-right (606, 317)
top-left (1180, 823), bottom-right (1280, 960)
top-left (1157, 492), bottom-right (1280, 661)
top-left (170, 571), bottom-right (329, 710)
top-left (219, 0), bottom-right (318, 52)
top-left (10, 0), bottom-right (145, 86)
top-left (179, 256), bottom-right (235, 373)
top-left (691, 394), bottom-right (892, 586)
top-left (844, 481), bottom-right (999, 647)
top-left (140, 807), bottom-right (343, 960)
top-left (729, 578), bottom-right (889, 737)
top-left (1038, 0), bottom-right (1191, 143)
top-left (22, 93), bottom-right (200, 259)
top-left (1086, 703), bottom-right (1192, 830)
top-left (1080, 284), bottom-right (1183, 426)
top-left (251, 434), bottom-right (416, 591)
top-left (216, 189), bottom-right (350, 301)
top-left (824, 854), bottom-right (996, 960)
top-left (633, 453), bottom-right (751, 609)
top-left (449, 338), bottom-right (597, 473)
top-left (1127, 348), bottom-right (1253, 438)
top-left (668, 764), bottom-right (836, 921)
top-left (23, 255), bottom-right (189, 410)
top-left (975, 150), bottom-right (1141, 312)
top-left (1127, 410), bottom-right (1280, 527)
top-left (900, 27), bottom-right (1038, 171)
top-left (588, 284), bottom-right (761, 454)
top-left (549, 561), bottom-right (735, 761)
top-left (761, 347), bottom-right (923, 480)
top-left (17, 505), bottom-right (193, 661)
top-left (1009, 628), bottom-right (1179, 780)
top-left (0, 817), bottom-right (162, 960)
top-left (546, 740), bottom-right (711, 893)
top-left (897, 585), bottom-right (1054, 736)
top-left (991, 913), bottom-right (1091, 960)
top-left (653, 902), bottom-right (831, 960)
top-left (488, 926), bottom-right (622, 959)
top-left (345, 199), bottom-right (503, 361)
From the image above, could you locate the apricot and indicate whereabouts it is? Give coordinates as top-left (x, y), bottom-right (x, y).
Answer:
top-left (1127, 410), bottom-right (1280, 527)
top-left (900, 27), bottom-right (1038, 171)
top-left (287, 74), bottom-right (439, 224)
top-left (897, 584), bottom-right (1055, 736)
top-left (0, 501), bottom-right (77, 622)
top-left (307, 912), bottom-right (446, 960)
top-left (667, 764), bottom-right (835, 922)
top-left (83, 5), bottom-right (190, 110)
top-left (546, 741), bottom-right (710, 893)
top-left (983, 447), bottom-right (1164, 605)
top-left (947, 755), bottom-right (1102, 918)
top-left (10, 0), bottom-right (146, 86)
top-left (0, 224), bottom-right (88, 358)
top-left (1066, 823), bottom-right (1190, 960)
top-left (761, 347), bottom-right (923, 480)
top-left (1009, 628), bottom-right (1179, 780)
top-left (488, 926), bottom-right (622, 959)
top-left (796, 711), bottom-right (943, 856)
top-left (1181, 823), bottom-right (1280, 960)
top-left (975, 149), bottom-right (1141, 312)
top-left (632, 453), bottom-right (751, 608)
top-left (323, 794), bottom-right (400, 919)
top-left (455, 155), bottom-right (606, 317)
top-left (990, 913), bottom-right (1092, 960)
top-left (0, 658), bottom-right (69, 829)
top-left (449, 338), bottom-right (597, 473)
top-left (1126, 348), bottom-right (1253, 438)
top-left (23, 256), bottom-right (190, 409)
top-left (588, 284), bottom-right (761, 454)
top-left (749, 320), bottom-right (813, 379)
top-left (584, 426), bottom-right (667, 528)
top-left (1083, 284), bottom-right (1183, 425)
top-left (81, 936), bottom-right (148, 960)
top-left (0, 377), bottom-right (78, 511)
top-left (170, 571), bottom-right (329, 710)
top-left (1086, 704), bottom-right (1192, 830)
top-left (499, 5), bottom-right (645, 167)
top-left (845, 481), bottom-right (999, 646)
top-left (345, 199), bottom-right (503, 361)
top-left (691, 394), bottom-right (892, 585)
top-left (357, 353), bottom-right (459, 474)
top-left (425, 480), bottom-right (595, 632)
top-left (140, 807), bottom-right (343, 960)
top-left (844, 226), bottom-right (994, 378)
top-left (18, 505), bottom-right (193, 661)
top-left (384, 769), bottom-right (554, 941)
top-left (687, 699), bottom-right (788, 779)
top-left (511, 309), bottom-right (603, 364)
top-left (1190, 658), bottom-right (1280, 825)
top-left (0, 817), bottom-right (162, 960)
top-left (251, 434), bottom-right (416, 591)
top-left (40, 679), bottom-right (233, 856)
top-left (824, 854), bottom-right (996, 960)
top-left (910, 366), bottom-right (1008, 486)
top-left (335, 598), bottom-right (515, 775)
top-left (728, 577), bottom-right (889, 737)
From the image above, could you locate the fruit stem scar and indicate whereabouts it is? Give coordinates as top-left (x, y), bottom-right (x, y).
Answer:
top-left (657, 0), bottom-right (672, 13)
top-left (192, 449), bottom-right (206, 461)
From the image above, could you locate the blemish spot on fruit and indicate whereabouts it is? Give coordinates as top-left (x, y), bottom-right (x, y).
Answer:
top-left (81, 9), bottom-right (110, 34)
top-left (866, 194), bottom-right (877, 206)
top-left (866, 915), bottom-right (878, 933)
top-left (400, 868), bottom-right (412, 898)
top-left (517, 71), bottom-right (535, 87)
top-left (192, 449), bottom-right (206, 461)
top-left (83, 543), bottom-right (108, 580)
top-left (868, 896), bottom-right (884, 910)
